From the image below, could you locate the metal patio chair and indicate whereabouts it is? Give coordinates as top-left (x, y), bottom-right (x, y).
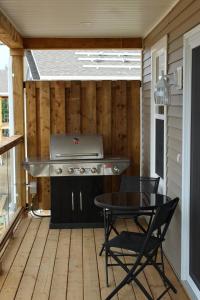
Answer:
top-left (99, 176), bottom-right (160, 256)
top-left (104, 197), bottom-right (179, 300)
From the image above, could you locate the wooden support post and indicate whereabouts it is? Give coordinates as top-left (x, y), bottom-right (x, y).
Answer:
top-left (10, 49), bottom-right (26, 207)
top-left (0, 10), bottom-right (23, 49)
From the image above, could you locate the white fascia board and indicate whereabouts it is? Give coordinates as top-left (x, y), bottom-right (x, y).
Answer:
top-left (39, 75), bottom-right (141, 80)
top-left (144, 0), bottom-right (180, 38)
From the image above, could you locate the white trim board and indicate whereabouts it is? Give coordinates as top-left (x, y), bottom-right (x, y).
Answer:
top-left (150, 35), bottom-right (167, 195)
top-left (140, 86), bottom-right (143, 176)
top-left (182, 23), bottom-right (200, 300)
top-left (39, 76), bottom-right (141, 80)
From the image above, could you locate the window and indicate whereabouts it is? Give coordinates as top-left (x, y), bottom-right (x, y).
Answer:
top-left (151, 36), bottom-right (167, 194)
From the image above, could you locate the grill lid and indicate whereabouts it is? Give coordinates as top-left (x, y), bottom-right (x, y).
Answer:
top-left (50, 134), bottom-right (104, 160)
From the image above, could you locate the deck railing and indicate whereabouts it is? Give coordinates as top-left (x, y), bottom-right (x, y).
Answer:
top-left (0, 135), bottom-right (25, 253)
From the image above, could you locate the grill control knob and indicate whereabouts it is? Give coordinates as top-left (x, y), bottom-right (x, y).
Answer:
top-left (56, 168), bottom-right (63, 174)
top-left (80, 168), bottom-right (85, 174)
top-left (91, 167), bottom-right (97, 174)
top-left (68, 168), bottom-right (74, 174)
top-left (112, 165), bottom-right (120, 174)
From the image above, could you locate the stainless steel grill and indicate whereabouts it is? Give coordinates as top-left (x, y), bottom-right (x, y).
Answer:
top-left (24, 134), bottom-right (130, 177)
top-left (24, 134), bottom-right (131, 228)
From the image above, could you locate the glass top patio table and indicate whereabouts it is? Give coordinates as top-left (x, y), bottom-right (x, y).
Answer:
top-left (94, 192), bottom-right (171, 211)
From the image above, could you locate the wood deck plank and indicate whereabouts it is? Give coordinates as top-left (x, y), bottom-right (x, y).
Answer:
top-left (94, 228), bottom-right (119, 300)
top-left (31, 229), bottom-right (59, 300)
top-left (0, 216), bottom-right (190, 300)
top-left (0, 218), bottom-right (41, 300)
top-left (109, 220), bottom-right (136, 300)
top-left (0, 216), bottom-right (31, 290)
top-left (15, 218), bottom-right (50, 300)
top-left (49, 229), bottom-right (71, 300)
top-left (66, 229), bottom-right (83, 300)
top-left (123, 219), bottom-right (153, 300)
top-left (164, 257), bottom-right (190, 300)
top-left (83, 229), bottom-right (101, 300)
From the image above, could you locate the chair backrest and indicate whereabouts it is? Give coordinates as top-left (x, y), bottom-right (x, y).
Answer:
top-left (148, 197), bottom-right (179, 240)
top-left (130, 197), bottom-right (179, 274)
top-left (120, 176), bottom-right (160, 194)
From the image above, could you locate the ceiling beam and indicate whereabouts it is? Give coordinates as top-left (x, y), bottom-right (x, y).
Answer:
top-left (23, 38), bottom-right (142, 50)
top-left (0, 9), bottom-right (23, 48)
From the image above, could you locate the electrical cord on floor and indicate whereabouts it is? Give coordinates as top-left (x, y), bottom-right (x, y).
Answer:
top-left (29, 194), bottom-right (51, 218)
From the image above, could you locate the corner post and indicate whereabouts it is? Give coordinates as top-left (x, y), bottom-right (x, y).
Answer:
top-left (10, 48), bottom-right (26, 207)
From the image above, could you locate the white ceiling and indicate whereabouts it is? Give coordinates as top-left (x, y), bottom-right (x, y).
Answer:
top-left (0, 0), bottom-right (178, 38)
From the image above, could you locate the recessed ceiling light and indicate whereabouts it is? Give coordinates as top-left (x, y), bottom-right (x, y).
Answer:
top-left (80, 22), bottom-right (92, 26)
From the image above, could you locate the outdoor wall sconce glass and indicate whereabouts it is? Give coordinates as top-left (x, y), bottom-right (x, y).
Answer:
top-left (154, 71), bottom-right (171, 105)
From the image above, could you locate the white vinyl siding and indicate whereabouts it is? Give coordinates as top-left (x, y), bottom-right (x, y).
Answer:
top-left (142, 0), bottom-right (200, 277)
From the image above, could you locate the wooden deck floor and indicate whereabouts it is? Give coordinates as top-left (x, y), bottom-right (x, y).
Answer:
top-left (0, 215), bottom-right (190, 300)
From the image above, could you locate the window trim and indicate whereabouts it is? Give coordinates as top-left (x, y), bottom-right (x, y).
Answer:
top-left (150, 35), bottom-right (167, 194)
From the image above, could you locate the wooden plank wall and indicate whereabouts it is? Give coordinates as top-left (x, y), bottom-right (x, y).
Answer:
top-left (142, 0), bottom-right (200, 277)
top-left (25, 80), bottom-right (140, 209)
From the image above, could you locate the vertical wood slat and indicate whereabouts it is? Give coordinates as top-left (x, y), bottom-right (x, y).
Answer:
top-left (111, 81), bottom-right (128, 155)
top-left (26, 82), bottom-right (37, 204)
top-left (111, 81), bottom-right (128, 192)
top-left (25, 80), bottom-right (140, 209)
top-left (66, 81), bottom-right (81, 133)
top-left (38, 82), bottom-right (51, 157)
top-left (26, 82), bottom-right (37, 157)
top-left (38, 82), bottom-right (51, 209)
top-left (51, 81), bottom-right (66, 134)
top-left (127, 81), bottom-right (140, 176)
top-left (81, 81), bottom-right (97, 134)
top-left (97, 81), bottom-right (112, 193)
top-left (97, 81), bottom-right (112, 154)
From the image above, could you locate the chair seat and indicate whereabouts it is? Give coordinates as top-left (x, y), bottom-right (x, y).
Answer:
top-left (105, 231), bottom-right (163, 254)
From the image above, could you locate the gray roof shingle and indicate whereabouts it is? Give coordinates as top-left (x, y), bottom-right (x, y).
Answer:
top-left (27, 50), bottom-right (141, 80)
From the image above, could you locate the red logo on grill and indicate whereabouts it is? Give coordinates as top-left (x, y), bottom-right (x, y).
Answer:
top-left (73, 137), bottom-right (80, 145)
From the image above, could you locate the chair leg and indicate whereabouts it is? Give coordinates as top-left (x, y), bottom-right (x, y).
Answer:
top-left (105, 272), bottom-right (133, 300)
top-left (99, 220), bottom-right (119, 256)
top-left (102, 209), bottom-right (110, 287)
top-left (99, 245), bottom-right (104, 256)
top-left (157, 287), bottom-right (171, 300)
top-left (160, 243), bottom-right (165, 275)
top-left (150, 257), bottom-right (177, 294)
top-left (156, 228), bottom-right (165, 278)
top-left (99, 209), bottom-right (109, 256)
top-left (99, 225), bottom-right (112, 256)
top-left (105, 264), bottom-right (153, 300)
top-left (105, 245), bottom-right (109, 287)
top-left (134, 277), bottom-right (153, 300)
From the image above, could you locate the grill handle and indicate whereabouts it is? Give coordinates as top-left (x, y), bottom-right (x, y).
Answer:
top-left (80, 191), bottom-right (83, 211)
top-left (55, 153), bottom-right (99, 158)
top-left (72, 192), bottom-right (74, 211)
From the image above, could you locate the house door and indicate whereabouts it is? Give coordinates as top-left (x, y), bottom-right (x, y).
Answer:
top-left (190, 43), bottom-right (200, 292)
top-left (151, 36), bottom-right (167, 194)
top-left (182, 24), bottom-right (200, 299)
